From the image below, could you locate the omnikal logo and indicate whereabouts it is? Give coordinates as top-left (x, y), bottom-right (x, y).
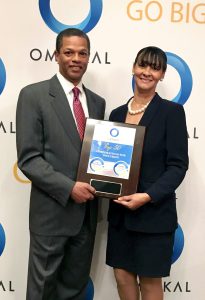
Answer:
top-left (132, 52), bottom-right (193, 105)
top-left (0, 58), bottom-right (6, 95)
top-left (172, 224), bottom-right (184, 264)
top-left (39, 0), bottom-right (103, 33)
top-left (0, 223), bottom-right (6, 256)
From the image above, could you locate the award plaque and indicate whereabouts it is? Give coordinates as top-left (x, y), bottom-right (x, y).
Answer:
top-left (77, 118), bottom-right (145, 198)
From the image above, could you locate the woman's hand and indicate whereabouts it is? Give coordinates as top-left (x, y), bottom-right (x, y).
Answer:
top-left (113, 193), bottom-right (151, 210)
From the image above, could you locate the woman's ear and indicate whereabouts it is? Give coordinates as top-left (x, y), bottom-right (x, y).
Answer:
top-left (160, 72), bottom-right (165, 81)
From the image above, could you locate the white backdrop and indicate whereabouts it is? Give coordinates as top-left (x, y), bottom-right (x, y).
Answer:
top-left (0, 1), bottom-right (204, 299)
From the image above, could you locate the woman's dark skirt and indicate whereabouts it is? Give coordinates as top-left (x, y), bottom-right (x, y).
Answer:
top-left (106, 223), bottom-right (175, 277)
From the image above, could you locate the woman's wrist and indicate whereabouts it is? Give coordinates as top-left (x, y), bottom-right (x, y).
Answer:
top-left (142, 193), bottom-right (151, 203)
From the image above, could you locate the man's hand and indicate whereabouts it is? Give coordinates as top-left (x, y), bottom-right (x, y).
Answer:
top-left (71, 182), bottom-right (96, 204)
top-left (113, 193), bottom-right (151, 210)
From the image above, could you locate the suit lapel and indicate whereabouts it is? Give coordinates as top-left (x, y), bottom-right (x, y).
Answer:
top-left (49, 75), bottom-right (81, 151)
top-left (84, 87), bottom-right (98, 119)
top-left (139, 93), bottom-right (161, 128)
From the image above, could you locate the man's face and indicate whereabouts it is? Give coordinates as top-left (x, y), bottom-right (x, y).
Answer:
top-left (55, 36), bottom-right (89, 85)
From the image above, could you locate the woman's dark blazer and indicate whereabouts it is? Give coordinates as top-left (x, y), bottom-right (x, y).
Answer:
top-left (108, 93), bottom-right (188, 233)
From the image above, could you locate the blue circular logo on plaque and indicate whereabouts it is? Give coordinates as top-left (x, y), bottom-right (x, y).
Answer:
top-left (114, 161), bottom-right (128, 177)
top-left (90, 157), bottom-right (104, 172)
top-left (110, 128), bottom-right (119, 138)
top-left (39, 0), bottom-right (103, 33)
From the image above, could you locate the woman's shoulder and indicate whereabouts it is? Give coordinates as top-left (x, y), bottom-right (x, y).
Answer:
top-left (111, 103), bottom-right (128, 114)
top-left (157, 94), bottom-right (185, 113)
top-left (109, 102), bottom-right (129, 121)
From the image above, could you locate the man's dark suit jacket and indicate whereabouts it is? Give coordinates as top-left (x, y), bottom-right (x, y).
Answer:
top-left (16, 75), bottom-right (105, 236)
top-left (108, 93), bottom-right (188, 233)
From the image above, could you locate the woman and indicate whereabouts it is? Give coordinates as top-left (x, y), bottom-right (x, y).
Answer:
top-left (106, 46), bottom-right (188, 300)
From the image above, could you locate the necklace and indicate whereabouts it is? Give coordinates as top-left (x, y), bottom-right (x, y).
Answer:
top-left (128, 98), bottom-right (151, 115)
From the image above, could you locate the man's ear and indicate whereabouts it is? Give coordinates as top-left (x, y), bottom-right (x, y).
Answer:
top-left (54, 50), bottom-right (59, 62)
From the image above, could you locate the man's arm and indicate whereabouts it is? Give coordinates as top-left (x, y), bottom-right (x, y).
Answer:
top-left (16, 86), bottom-right (76, 207)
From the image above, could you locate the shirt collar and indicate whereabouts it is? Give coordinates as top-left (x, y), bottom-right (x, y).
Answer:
top-left (56, 72), bottom-right (84, 95)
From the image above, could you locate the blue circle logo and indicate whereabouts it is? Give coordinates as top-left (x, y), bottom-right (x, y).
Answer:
top-left (110, 128), bottom-right (119, 137)
top-left (132, 52), bottom-right (193, 105)
top-left (166, 52), bottom-right (193, 105)
top-left (172, 224), bottom-right (184, 264)
top-left (0, 58), bottom-right (6, 95)
top-left (39, 0), bottom-right (103, 33)
top-left (0, 223), bottom-right (6, 256)
top-left (85, 278), bottom-right (94, 300)
top-left (113, 161), bottom-right (128, 177)
top-left (89, 157), bottom-right (104, 172)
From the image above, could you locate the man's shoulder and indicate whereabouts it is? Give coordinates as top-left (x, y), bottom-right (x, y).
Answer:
top-left (21, 76), bottom-right (55, 92)
top-left (83, 86), bottom-right (105, 102)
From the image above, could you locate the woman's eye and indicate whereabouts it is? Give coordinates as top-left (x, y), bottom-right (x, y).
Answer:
top-left (138, 62), bottom-right (146, 67)
top-left (152, 65), bottom-right (161, 71)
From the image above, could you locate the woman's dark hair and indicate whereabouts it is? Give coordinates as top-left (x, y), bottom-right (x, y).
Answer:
top-left (56, 28), bottom-right (90, 54)
top-left (134, 46), bottom-right (167, 72)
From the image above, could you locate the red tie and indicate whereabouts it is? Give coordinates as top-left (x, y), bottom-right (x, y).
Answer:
top-left (72, 87), bottom-right (86, 140)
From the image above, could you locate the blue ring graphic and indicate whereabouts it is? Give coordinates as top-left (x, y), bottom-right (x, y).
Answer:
top-left (114, 161), bottom-right (128, 176)
top-left (89, 157), bottom-right (104, 172)
top-left (0, 59), bottom-right (6, 95)
top-left (39, 0), bottom-right (103, 33)
top-left (110, 128), bottom-right (119, 138)
top-left (85, 277), bottom-right (94, 300)
top-left (166, 52), bottom-right (192, 105)
top-left (132, 52), bottom-right (192, 105)
top-left (0, 223), bottom-right (6, 256)
top-left (172, 224), bottom-right (184, 264)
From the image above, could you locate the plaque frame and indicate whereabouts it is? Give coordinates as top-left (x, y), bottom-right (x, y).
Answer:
top-left (77, 118), bottom-right (145, 198)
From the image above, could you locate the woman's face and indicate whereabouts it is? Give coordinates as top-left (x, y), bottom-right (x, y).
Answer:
top-left (132, 61), bottom-right (165, 94)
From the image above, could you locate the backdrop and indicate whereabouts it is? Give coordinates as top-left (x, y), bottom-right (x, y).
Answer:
top-left (0, 1), bottom-right (204, 299)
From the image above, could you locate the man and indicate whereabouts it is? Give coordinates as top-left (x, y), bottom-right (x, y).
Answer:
top-left (16, 28), bottom-right (105, 300)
